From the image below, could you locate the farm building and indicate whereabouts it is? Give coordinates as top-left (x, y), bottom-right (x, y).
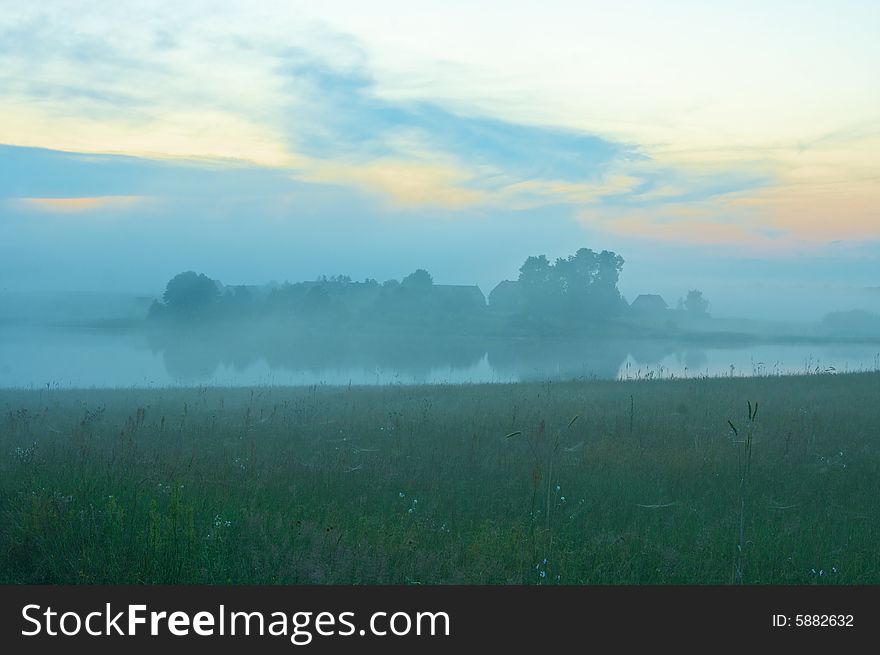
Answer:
top-left (629, 294), bottom-right (669, 315)
top-left (488, 280), bottom-right (524, 315)
top-left (430, 284), bottom-right (486, 314)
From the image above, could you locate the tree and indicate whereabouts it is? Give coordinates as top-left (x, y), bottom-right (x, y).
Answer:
top-left (518, 255), bottom-right (557, 316)
top-left (304, 285), bottom-right (330, 313)
top-left (518, 248), bottom-right (625, 321)
top-left (554, 249), bottom-right (595, 310)
top-left (147, 298), bottom-right (166, 319)
top-left (401, 269), bottom-right (434, 289)
top-left (220, 285), bottom-right (254, 315)
top-left (684, 289), bottom-right (710, 316)
top-left (518, 255), bottom-right (553, 287)
top-left (162, 271), bottom-right (220, 317)
top-left (595, 250), bottom-right (624, 290)
top-left (591, 250), bottom-right (626, 315)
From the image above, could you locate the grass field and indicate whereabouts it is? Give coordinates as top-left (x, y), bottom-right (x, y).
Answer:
top-left (2, 373), bottom-right (879, 584)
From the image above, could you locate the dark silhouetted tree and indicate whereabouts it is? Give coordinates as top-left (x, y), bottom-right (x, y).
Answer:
top-left (401, 269), bottom-right (433, 289)
top-left (162, 271), bottom-right (220, 318)
top-left (518, 248), bottom-right (625, 321)
top-left (684, 289), bottom-right (710, 316)
top-left (591, 249), bottom-right (626, 315)
top-left (518, 255), bottom-right (557, 316)
top-left (147, 298), bottom-right (165, 319)
top-left (304, 285), bottom-right (330, 312)
top-left (220, 285), bottom-right (254, 315)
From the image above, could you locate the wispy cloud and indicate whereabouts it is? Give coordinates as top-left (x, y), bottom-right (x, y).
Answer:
top-left (0, 2), bottom-right (761, 213)
top-left (0, 1), bottom-right (875, 244)
top-left (0, 145), bottom-right (300, 200)
top-left (278, 51), bottom-right (636, 179)
top-left (14, 196), bottom-right (144, 213)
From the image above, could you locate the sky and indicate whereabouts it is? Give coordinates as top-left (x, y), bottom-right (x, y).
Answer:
top-left (1, 0), bottom-right (878, 320)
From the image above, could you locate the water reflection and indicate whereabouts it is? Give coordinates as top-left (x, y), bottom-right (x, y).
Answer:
top-left (487, 338), bottom-right (630, 381)
top-left (151, 328), bottom-right (490, 383)
top-left (0, 325), bottom-right (878, 388)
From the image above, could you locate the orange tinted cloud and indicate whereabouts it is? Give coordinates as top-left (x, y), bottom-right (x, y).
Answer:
top-left (14, 196), bottom-right (144, 213)
top-left (301, 159), bottom-right (487, 208)
top-left (605, 216), bottom-right (771, 246)
top-left (727, 184), bottom-right (880, 241)
top-left (578, 198), bottom-right (784, 251)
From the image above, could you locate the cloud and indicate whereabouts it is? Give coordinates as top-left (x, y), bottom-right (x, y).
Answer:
top-left (604, 215), bottom-right (777, 248)
top-left (598, 161), bottom-right (771, 208)
top-left (13, 196), bottom-right (144, 213)
top-left (0, 4), bottom-right (649, 210)
top-left (1, 1), bottom-right (874, 244)
top-left (578, 191), bottom-right (788, 252)
top-left (303, 158), bottom-right (487, 208)
top-left (0, 145), bottom-right (300, 200)
top-left (278, 52), bottom-right (636, 179)
top-left (727, 183), bottom-right (880, 242)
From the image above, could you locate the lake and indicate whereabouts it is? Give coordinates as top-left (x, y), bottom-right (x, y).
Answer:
top-left (2, 324), bottom-right (879, 389)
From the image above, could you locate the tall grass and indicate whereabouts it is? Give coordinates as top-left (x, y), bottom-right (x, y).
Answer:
top-left (729, 400), bottom-right (758, 584)
top-left (1, 373), bottom-right (878, 584)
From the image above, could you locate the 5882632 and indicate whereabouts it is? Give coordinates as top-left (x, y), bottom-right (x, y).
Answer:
top-left (794, 615), bottom-right (853, 627)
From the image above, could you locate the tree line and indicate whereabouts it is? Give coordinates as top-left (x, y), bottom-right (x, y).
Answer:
top-left (148, 246), bottom-right (710, 330)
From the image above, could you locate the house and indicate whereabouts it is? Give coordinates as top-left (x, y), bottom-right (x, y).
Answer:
top-left (430, 284), bottom-right (486, 314)
top-left (629, 294), bottom-right (669, 315)
top-left (488, 280), bottom-right (524, 314)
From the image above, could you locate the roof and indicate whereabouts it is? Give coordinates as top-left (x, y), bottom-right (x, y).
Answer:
top-left (432, 284), bottom-right (486, 306)
top-left (488, 280), bottom-right (523, 305)
top-left (630, 294), bottom-right (669, 312)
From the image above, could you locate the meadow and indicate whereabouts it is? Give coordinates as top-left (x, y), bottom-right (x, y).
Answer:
top-left (1, 373), bottom-right (878, 584)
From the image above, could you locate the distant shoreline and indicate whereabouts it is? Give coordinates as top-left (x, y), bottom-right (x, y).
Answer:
top-left (5, 314), bottom-right (880, 347)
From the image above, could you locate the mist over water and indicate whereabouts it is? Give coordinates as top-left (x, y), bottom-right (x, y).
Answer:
top-left (2, 323), bottom-right (878, 389)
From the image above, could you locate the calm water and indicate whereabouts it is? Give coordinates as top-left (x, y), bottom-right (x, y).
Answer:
top-left (1, 325), bottom-right (878, 389)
